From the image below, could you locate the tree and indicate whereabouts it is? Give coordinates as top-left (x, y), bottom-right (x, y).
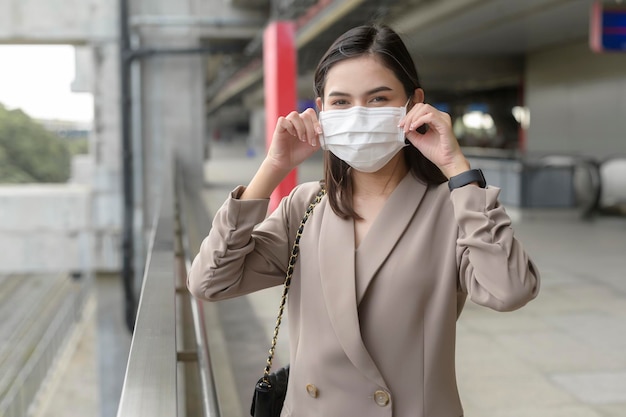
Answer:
top-left (0, 103), bottom-right (71, 183)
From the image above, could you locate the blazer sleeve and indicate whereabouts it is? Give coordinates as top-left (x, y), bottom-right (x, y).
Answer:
top-left (451, 185), bottom-right (540, 312)
top-left (188, 185), bottom-right (297, 301)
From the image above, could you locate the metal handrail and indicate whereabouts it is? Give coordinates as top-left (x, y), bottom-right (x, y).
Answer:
top-left (179, 203), bottom-right (221, 417)
top-left (117, 161), bottom-right (222, 417)
top-left (116, 171), bottom-right (177, 417)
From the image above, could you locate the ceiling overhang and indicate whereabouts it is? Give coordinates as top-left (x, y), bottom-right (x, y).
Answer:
top-left (204, 0), bottom-right (593, 115)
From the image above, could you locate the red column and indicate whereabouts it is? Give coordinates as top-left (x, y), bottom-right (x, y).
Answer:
top-left (264, 21), bottom-right (297, 212)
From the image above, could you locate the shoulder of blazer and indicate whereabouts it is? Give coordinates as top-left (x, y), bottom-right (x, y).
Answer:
top-left (283, 180), bottom-right (325, 226)
top-left (290, 180), bottom-right (324, 201)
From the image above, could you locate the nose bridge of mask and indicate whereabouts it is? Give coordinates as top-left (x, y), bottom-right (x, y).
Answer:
top-left (319, 106), bottom-right (406, 147)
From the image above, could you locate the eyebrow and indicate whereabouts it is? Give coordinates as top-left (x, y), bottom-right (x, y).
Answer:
top-left (327, 86), bottom-right (394, 97)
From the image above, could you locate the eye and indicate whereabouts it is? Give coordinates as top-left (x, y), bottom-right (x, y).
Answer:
top-left (369, 96), bottom-right (389, 105)
top-left (329, 99), bottom-right (350, 107)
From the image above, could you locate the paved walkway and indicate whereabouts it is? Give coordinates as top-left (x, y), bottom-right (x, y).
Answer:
top-left (202, 140), bottom-right (626, 417)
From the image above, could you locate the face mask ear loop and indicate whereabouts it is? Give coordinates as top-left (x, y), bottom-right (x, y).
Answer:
top-left (318, 101), bottom-right (326, 149)
top-left (402, 97), bottom-right (411, 145)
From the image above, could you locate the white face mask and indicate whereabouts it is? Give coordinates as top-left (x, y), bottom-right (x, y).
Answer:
top-left (318, 104), bottom-right (408, 173)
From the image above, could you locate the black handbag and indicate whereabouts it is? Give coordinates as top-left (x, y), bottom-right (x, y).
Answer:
top-left (250, 189), bottom-right (326, 417)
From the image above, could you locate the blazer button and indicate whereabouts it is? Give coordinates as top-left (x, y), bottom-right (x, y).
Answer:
top-left (305, 383), bottom-right (319, 398)
top-left (374, 390), bottom-right (390, 407)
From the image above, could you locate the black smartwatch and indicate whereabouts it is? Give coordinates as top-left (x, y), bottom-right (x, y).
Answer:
top-left (448, 169), bottom-right (486, 191)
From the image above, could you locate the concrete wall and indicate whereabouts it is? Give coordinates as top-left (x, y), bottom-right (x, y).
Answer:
top-left (0, 185), bottom-right (93, 273)
top-left (525, 42), bottom-right (626, 160)
top-left (0, 0), bottom-right (258, 274)
top-left (0, 0), bottom-right (123, 272)
top-left (0, 0), bottom-right (116, 43)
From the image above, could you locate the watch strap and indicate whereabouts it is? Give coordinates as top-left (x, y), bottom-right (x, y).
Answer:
top-left (448, 169), bottom-right (486, 191)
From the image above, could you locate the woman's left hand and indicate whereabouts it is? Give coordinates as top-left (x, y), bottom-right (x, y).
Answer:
top-left (399, 103), bottom-right (470, 178)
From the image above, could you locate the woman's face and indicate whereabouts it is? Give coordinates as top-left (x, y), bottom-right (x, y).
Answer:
top-left (316, 55), bottom-right (408, 111)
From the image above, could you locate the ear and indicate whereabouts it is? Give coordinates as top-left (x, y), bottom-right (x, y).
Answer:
top-left (411, 88), bottom-right (425, 105)
top-left (315, 97), bottom-right (323, 111)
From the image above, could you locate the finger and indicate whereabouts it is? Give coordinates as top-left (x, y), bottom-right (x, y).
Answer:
top-left (416, 124), bottom-right (429, 135)
top-left (285, 111), bottom-right (307, 141)
top-left (418, 111), bottom-right (451, 134)
top-left (304, 107), bottom-right (322, 135)
top-left (408, 113), bottom-right (433, 132)
top-left (401, 111), bottom-right (433, 135)
top-left (400, 102), bottom-right (428, 129)
top-left (301, 108), bottom-right (320, 146)
top-left (404, 128), bottom-right (426, 144)
top-left (277, 116), bottom-right (298, 138)
top-left (408, 106), bottom-right (452, 134)
top-left (401, 121), bottom-right (428, 136)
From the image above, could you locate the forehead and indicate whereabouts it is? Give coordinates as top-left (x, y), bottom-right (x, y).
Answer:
top-left (324, 55), bottom-right (402, 95)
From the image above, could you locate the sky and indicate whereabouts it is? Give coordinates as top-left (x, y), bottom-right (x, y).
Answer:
top-left (0, 45), bottom-right (94, 123)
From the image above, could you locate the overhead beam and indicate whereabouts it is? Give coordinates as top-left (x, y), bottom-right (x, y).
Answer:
top-left (129, 15), bottom-right (265, 39)
top-left (0, 38), bottom-right (91, 45)
top-left (295, 0), bottom-right (365, 48)
top-left (390, 0), bottom-right (491, 34)
top-left (206, 0), bottom-right (367, 114)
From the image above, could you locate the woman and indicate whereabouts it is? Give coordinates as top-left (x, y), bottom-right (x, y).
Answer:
top-left (188, 24), bottom-right (539, 417)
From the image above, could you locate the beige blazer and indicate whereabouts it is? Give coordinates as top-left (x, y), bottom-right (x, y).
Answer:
top-left (188, 172), bottom-right (539, 417)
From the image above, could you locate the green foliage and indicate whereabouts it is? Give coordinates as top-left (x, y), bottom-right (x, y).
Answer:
top-left (67, 138), bottom-right (89, 156)
top-left (0, 103), bottom-right (72, 183)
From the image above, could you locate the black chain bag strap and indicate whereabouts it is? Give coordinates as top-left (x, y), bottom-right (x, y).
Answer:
top-left (250, 188), bottom-right (326, 417)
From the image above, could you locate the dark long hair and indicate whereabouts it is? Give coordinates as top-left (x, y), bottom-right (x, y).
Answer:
top-left (314, 24), bottom-right (447, 219)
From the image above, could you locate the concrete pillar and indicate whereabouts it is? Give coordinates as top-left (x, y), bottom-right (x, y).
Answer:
top-left (139, 44), bottom-right (205, 222)
top-left (90, 42), bottom-right (123, 272)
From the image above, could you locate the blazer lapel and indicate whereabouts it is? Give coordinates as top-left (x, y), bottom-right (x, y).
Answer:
top-left (318, 202), bottom-right (387, 388)
top-left (355, 173), bottom-right (427, 304)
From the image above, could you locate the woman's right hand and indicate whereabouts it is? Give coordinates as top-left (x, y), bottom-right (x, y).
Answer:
top-left (240, 108), bottom-right (321, 200)
top-left (266, 108), bottom-right (322, 172)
